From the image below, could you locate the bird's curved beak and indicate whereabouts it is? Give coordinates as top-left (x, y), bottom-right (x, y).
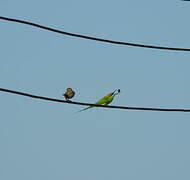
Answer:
top-left (111, 90), bottom-right (117, 95)
top-left (111, 89), bottom-right (121, 95)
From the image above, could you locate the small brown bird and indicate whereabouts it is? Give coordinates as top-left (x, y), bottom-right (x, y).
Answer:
top-left (63, 88), bottom-right (75, 101)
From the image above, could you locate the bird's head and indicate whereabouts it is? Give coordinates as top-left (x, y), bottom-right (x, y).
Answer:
top-left (109, 89), bottom-right (121, 97)
top-left (66, 88), bottom-right (73, 92)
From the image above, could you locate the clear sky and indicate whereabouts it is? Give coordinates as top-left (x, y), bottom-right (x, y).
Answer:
top-left (1, 0), bottom-right (190, 180)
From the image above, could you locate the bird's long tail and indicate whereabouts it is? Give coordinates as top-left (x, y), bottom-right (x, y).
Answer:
top-left (75, 106), bottom-right (94, 113)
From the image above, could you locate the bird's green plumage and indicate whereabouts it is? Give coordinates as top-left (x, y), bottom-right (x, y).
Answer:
top-left (77, 90), bottom-right (120, 112)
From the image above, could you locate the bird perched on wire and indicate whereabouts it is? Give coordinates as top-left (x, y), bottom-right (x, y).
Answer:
top-left (77, 89), bottom-right (120, 112)
top-left (63, 88), bottom-right (75, 101)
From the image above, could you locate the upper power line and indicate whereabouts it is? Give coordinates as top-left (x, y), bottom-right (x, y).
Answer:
top-left (0, 16), bottom-right (190, 52)
top-left (0, 88), bottom-right (190, 112)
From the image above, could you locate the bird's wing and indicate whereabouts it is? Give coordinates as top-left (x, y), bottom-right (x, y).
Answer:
top-left (95, 97), bottom-right (109, 105)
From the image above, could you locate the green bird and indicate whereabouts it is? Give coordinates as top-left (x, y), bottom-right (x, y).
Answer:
top-left (78, 89), bottom-right (120, 112)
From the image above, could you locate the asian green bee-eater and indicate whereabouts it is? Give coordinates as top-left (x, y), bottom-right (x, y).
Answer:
top-left (78, 89), bottom-right (120, 112)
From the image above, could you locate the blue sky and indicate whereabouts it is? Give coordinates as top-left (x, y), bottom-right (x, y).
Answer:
top-left (1, 0), bottom-right (190, 180)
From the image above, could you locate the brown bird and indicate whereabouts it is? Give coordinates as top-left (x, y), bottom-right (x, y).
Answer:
top-left (63, 88), bottom-right (75, 101)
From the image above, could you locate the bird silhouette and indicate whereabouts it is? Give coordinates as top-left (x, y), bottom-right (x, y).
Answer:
top-left (63, 88), bottom-right (75, 101)
top-left (77, 89), bottom-right (120, 112)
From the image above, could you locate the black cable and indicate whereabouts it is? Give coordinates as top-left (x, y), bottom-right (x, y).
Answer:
top-left (0, 16), bottom-right (189, 52)
top-left (0, 88), bottom-right (190, 112)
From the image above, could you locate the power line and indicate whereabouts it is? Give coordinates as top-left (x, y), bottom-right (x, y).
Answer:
top-left (0, 88), bottom-right (189, 112)
top-left (0, 16), bottom-right (189, 52)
